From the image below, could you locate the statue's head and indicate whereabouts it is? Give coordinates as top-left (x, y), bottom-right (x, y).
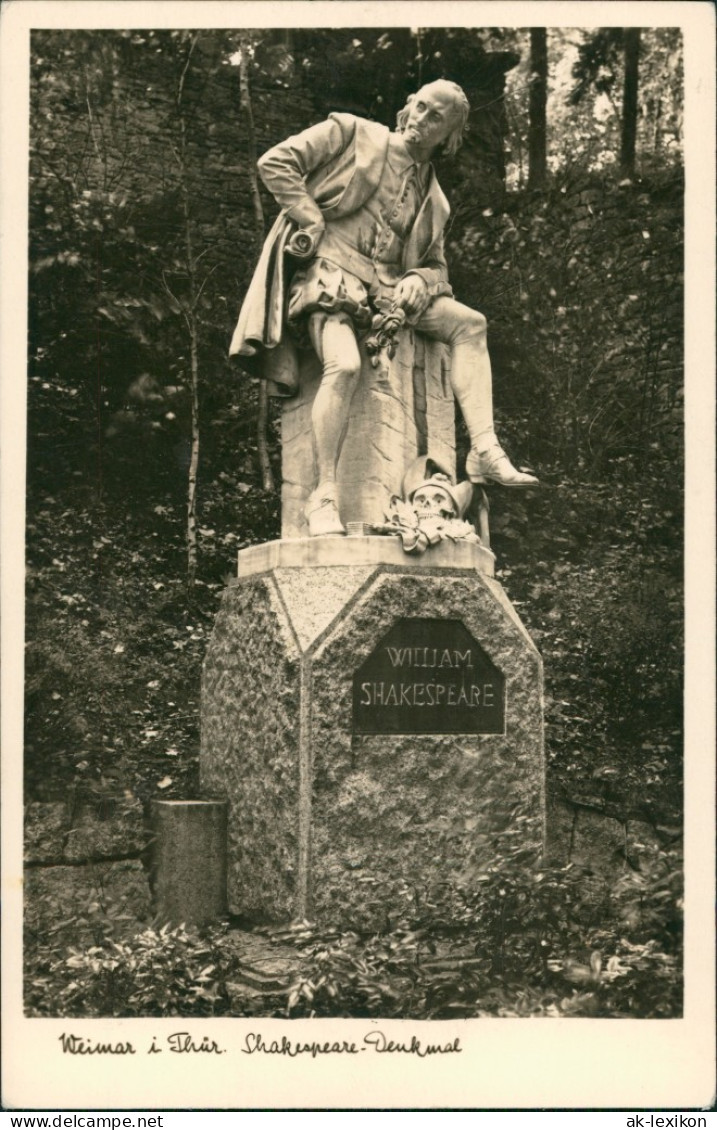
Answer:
top-left (396, 80), bottom-right (470, 157)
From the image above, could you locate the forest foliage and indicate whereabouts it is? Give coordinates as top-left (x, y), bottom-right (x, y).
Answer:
top-left (27, 840), bottom-right (682, 1019)
top-left (24, 26), bottom-right (684, 1017)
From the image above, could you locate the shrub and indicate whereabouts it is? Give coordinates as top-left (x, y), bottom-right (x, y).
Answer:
top-left (25, 923), bottom-right (240, 1018)
top-left (25, 838), bottom-right (681, 1019)
top-left (281, 844), bottom-right (682, 1019)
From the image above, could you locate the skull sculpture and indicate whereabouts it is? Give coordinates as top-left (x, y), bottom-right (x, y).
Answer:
top-left (411, 480), bottom-right (457, 525)
top-left (380, 454), bottom-right (480, 555)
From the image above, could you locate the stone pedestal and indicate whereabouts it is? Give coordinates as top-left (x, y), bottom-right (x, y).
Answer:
top-left (149, 800), bottom-right (228, 927)
top-left (281, 329), bottom-right (455, 538)
top-left (200, 539), bottom-right (544, 931)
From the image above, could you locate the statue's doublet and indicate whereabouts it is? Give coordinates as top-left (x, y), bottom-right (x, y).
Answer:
top-left (229, 114), bottom-right (452, 396)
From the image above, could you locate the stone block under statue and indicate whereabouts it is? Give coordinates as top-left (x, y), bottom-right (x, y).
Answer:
top-left (200, 538), bottom-right (544, 930)
top-left (280, 328), bottom-right (456, 538)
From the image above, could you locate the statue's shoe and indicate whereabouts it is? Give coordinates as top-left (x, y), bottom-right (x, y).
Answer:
top-left (466, 445), bottom-right (539, 488)
top-left (305, 488), bottom-right (347, 537)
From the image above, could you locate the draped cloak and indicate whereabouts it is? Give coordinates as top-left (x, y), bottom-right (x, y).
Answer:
top-left (228, 112), bottom-right (452, 397)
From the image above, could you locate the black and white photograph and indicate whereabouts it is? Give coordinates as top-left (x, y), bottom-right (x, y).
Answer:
top-left (2, 0), bottom-right (714, 1113)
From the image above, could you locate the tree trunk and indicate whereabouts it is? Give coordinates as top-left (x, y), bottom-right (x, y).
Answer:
top-left (528, 28), bottom-right (548, 189)
top-left (185, 297), bottom-right (200, 590)
top-left (621, 28), bottom-right (641, 176)
top-left (177, 35), bottom-right (201, 588)
top-left (238, 39), bottom-right (264, 236)
top-left (179, 123), bottom-right (200, 589)
top-left (238, 38), bottom-right (274, 493)
top-left (414, 27), bottom-right (424, 87)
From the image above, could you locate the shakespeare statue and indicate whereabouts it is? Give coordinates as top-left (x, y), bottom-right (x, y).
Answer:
top-left (230, 79), bottom-right (538, 538)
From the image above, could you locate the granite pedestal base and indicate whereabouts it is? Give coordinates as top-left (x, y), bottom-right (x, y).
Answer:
top-left (200, 539), bottom-right (544, 930)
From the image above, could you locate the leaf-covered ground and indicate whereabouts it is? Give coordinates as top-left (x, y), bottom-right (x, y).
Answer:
top-left (26, 844), bottom-right (682, 1020)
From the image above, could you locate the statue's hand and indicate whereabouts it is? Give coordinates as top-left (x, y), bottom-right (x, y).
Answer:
top-left (287, 223), bottom-right (323, 260)
top-left (286, 214), bottom-right (325, 260)
top-left (394, 274), bottom-right (430, 319)
top-left (303, 218), bottom-right (326, 245)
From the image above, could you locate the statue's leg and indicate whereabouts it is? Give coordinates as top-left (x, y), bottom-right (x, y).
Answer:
top-left (416, 297), bottom-right (538, 488)
top-left (305, 312), bottom-right (362, 536)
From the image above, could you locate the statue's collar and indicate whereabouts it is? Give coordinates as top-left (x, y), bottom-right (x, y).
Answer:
top-left (388, 131), bottom-right (430, 170)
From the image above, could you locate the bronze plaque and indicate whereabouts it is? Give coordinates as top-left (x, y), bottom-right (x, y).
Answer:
top-left (353, 618), bottom-right (505, 735)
